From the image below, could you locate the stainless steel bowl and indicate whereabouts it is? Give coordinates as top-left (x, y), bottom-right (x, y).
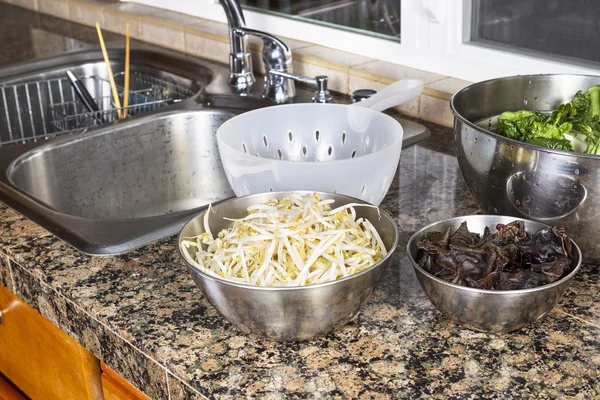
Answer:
top-left (407, 215), bottom-right (582, 333)
top-left (450, 74), bottom-right (600, 262)
top-left (177, 191), bottom-right (399, 341)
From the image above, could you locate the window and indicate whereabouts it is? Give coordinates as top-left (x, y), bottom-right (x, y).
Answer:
top-left (131, 0), bottom-right (600, 82)
top-left (238, 0), bottom-right (401, 41)
top-left (470, 0), bottom-right (600, 67)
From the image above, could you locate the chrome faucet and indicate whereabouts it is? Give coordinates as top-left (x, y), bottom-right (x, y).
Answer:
top-left (219, 0), bottom-right (332, 103)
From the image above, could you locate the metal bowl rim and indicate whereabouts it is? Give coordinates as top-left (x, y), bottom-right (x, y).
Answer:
top-left (406, 214), bottom-right (583, 295)
top-left (177, 190), bottom-right (400, 291)
top-left (216, 103), bottom-right (403, 165)
top-left (449, 73), bottom-right (600, 160)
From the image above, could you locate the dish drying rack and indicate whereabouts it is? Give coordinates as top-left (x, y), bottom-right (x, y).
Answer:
top-left (0, 71), bottom-right (194, 146)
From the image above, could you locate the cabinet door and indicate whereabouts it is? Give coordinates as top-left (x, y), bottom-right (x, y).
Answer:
top-left (0, 373), bottom-right (26, 400)
top-left (101, 363), bottom-right (149, 400)
top-left (0, 285), bottom-right (103, 400)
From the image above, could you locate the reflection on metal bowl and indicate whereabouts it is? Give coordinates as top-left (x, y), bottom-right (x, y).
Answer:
top-left (451, 74), bottom-right (600, 262)
top-left (506, 171), bottom-right (587, 221)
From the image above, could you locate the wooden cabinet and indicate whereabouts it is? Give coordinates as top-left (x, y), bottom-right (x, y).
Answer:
top-left (0, 285), bottom-right (147, 400)
top-left (100, 363), bottom-right (149, 400)
top-left (0, 285), bottom-right (103, 399)
top-left (0, 373), bottom-right (26, 400)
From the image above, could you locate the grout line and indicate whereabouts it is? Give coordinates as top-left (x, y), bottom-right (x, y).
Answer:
top-left (555, 307), bottom-right (600, 330)
top-left (350, 60), bottom-right (375, 70)
top-left (167, 373), bottom-right (208, 399)
top-left (3, 252), bottom-right (16, 293)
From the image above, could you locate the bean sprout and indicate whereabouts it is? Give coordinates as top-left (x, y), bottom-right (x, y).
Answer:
top-left (180, 193), bottom-right (387, 287)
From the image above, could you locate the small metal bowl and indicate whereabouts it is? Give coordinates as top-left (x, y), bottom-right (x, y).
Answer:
top-left (406, 215), bottom-right (582, 333)
top-left (177, 191), bottom-right (399, 341)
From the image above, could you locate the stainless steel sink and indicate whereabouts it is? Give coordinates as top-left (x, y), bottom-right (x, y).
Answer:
top-left (9, 109), bottom-right (235, 220)
top-left (0, 108), bottom-right (241, 254)
top-left (0, 47), bottom-right (268, 254)
top-left (0, 47), bottom-right (217, 145)
top-left (0, 46), bottom-right (429, 255)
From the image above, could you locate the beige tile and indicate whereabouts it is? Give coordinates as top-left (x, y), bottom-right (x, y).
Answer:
top-left (419, 94), bottom-right (454, 127)
top-left (424, 77), bottom-right (473, 100)
top-left (156, 9), bottom-right (201, 27)
top-left (293, 60), bottom-right (347, 94)
top-left (294, 45), bottom-right (373, 72)
top-left (141, 17), bottom-right (185, 52)
top-left (184, 30), bottom-right (229, 65)
top-left (9, 0), bottom-right (38, 10)
top-left (69, 0), bottom-right (104, 27)
top-left (186, 18), bottom-right (229, 42)
top-left (350, 60), bottom-right (445, 85)
top-left (349, 75), bottom-right (420, 117)
top-left (104, 2), bottom-right (159, 18)
top-left (38, 0), bottom-right (69, 19)
top-left (102, 7), bottom-right (142, 39)
top-left (282, 36), bottom-right (312, 51)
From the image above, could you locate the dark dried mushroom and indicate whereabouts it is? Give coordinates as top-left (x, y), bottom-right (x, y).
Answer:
top-left (416, 220), bottom-right (574, 290)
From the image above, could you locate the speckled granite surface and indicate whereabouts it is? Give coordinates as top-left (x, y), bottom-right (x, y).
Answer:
top-left (2, 3), bottom-right (600, 400)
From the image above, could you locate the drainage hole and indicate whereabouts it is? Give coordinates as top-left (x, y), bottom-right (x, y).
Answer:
top-left (342, 131), bottom-right (346, 144)
top-left (351, 150), bottom-right (356, 158)
top-left (328, 145), bottom-right (333, 156)
top-left (269, 187), bottom-right (273, 192)
top-left (302, 146), bottom-right (307, 156)
top-left (361, 184), bottom-right (366, 194)
top-left (263, 135), bottom-right (268, 148)
top-left (242, 143), bottom-right (247, 153)
top-left (288, 131), bottom-right (293, 141)
top-left (315, 130), bottom-right (320, 140)
top-left (277, 149), bottom-right (283, 159)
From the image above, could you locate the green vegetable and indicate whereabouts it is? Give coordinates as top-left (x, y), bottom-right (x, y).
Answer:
top-left (528, 137), bottom-right (573, 151)
top-left (497, 85), bottom-right (600, 154)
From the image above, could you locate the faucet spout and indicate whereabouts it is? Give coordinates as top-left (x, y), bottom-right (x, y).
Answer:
top-left (219, 0), bottom-right (255, 91)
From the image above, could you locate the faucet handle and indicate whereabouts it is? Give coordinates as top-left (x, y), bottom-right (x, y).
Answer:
top-left (233, 28), bottom-right (292, 73)
top-left (232, 28), bottom-right (332, 103)
top-left (269, 71), bottom-right (333, 103)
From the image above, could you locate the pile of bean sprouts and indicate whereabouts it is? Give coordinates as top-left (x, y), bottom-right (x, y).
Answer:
top-left (180, 192), bottom-right (387, 287)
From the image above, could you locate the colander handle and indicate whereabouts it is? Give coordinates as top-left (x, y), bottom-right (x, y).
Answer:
top-left (353, 79), bottom-right (424, 112)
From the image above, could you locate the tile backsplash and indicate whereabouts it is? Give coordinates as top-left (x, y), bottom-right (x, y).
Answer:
top-left (4, 0), bottom-right (471, 127)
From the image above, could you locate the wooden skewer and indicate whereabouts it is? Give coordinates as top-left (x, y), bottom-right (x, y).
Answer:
top-left (123, 23), bottom-right (130, 118)
top-left (95, 22), bottom-right (122, 119)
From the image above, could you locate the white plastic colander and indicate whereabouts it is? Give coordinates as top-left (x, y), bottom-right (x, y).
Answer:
top-left (216, 79), bottom-right (423, 205)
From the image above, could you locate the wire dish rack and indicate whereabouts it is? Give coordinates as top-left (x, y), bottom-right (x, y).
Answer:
top-left (0, 71), bottom-right (195, 146)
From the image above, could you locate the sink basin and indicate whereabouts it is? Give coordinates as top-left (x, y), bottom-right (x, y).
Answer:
top-left (0, 48), bottom-right (266, 254)
top-left (0, 108), bottom-right (242, 254)
top-left (9, 109), bottom-right (235, 220)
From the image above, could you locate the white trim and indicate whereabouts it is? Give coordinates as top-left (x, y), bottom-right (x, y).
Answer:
top-left (130, 0), bottom-right (600, 82)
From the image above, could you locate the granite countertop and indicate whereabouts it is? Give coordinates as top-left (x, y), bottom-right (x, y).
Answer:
top-left (2, 4), bottom-right (600, 399)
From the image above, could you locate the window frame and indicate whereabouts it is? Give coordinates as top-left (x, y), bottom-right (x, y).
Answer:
top-left (132, 0), bottom-right (600, 82)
